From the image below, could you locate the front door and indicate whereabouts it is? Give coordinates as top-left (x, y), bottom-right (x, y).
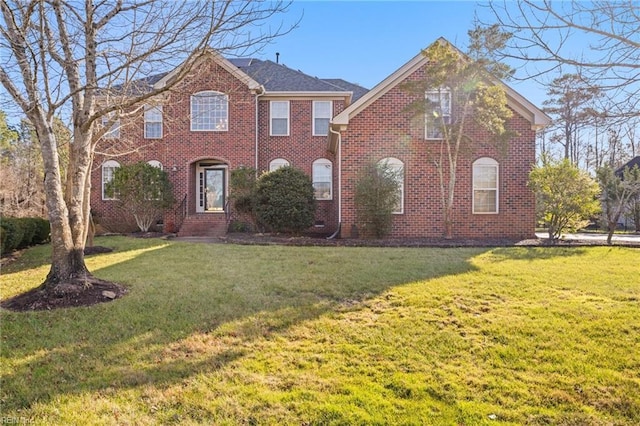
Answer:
top-left (204, 168), bottom-right (225, 211)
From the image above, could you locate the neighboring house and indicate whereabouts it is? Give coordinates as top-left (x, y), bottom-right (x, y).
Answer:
top-left (91, 39), bottom-right (550, 239)
top-left (615, 156), bottom-right (640, 231)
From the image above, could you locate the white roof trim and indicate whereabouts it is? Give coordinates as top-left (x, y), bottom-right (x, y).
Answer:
top-left (332, 39), bottom-right (550, 130)
top-left (154, 49), bottom-right (263, 93)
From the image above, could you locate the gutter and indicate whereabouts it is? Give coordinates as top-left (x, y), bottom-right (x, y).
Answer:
top-left (327, 125), bottom-right (342, 239)
top-left (254, 87), bottom-right (265, 172)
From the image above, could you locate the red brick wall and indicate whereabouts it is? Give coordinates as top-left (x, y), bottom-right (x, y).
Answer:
top-left (339, 67), bottom-right (537, 239)
top-left (91, 58), bottom-right (342, 235)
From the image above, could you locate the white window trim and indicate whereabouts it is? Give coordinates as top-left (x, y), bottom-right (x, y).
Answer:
top-left (269, 158), bottom-right (290, 172)
top-left (312, 158), bottom-right (333, 200)
top-left (378, 157), bottom-right (404, 214)
top-left (102, 160), bottom-right (120, 200)
top-left (144, 105), bottom-right (163, 139)
top-left (312, 100), bottom-right (332, 136)
top-left (101, 114), bottom-right (120, 139)
top-left (190, 91), bottom-right (229, 132)
top-left (472, 157), bottom-right (499, 214)
top-left (270, 100), bottom-right (290, 136)
top-left (425, 88), bottom-right (451, 140)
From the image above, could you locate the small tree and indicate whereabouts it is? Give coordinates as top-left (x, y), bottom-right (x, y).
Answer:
top-left (228, 166), bottom-right (258, 231)
top-left (354, 162), bottom-right (401, 239)
top-left (597, 165), bottom-right (640, 244)
top-left (255, 166), bottom-right (316, 235)
top-left (528, 157), bottom-right (600, 240)
top-left (107, 162), bottom-right (174, 233)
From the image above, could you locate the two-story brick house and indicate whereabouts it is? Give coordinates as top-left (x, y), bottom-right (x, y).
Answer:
top-left (91, 39), bottom-right (549, 239)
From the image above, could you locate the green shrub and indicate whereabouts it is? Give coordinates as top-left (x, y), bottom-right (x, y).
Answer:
top-left (16, 218), bottom-right (37, 248)
top-left (229, 167), bottom-right (258, 229)
top-left (32, 218), bottom-right (50, 244)
top-left (255, 166), bottom-right (316, 235)
top-left (1, 218), bottom-right (24, 254)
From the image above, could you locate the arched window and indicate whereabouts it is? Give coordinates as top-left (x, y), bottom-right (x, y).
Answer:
top-left (269, 158), bottom-right (290, 172)
top-left (378, 157), bottom-right (404, 214)
top-left (102, 160), bottom-right (120, 200)
top-left (191, 91), bottom-right (228, 131)
top-left (147, 160), bottom-right (163, 170)
top-left (473, 157), bottom-right (499, 214)
top-left (312, 158), bottom-right (332, 200)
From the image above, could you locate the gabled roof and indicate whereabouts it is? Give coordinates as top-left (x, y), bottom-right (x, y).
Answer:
top-left (332, 37), bottom-right (551, 131)
top-left (229, 58), bottom-right (367, 100)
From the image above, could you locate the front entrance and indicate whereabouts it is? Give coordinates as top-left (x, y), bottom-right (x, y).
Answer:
top-left (196, 162), bottom-right (227, 213)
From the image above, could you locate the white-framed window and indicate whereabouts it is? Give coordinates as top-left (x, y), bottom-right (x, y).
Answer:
top-left (473, 157), bottom-right (499, 214)
top-left (191, 91), bottom-right (228, 131)
top-left (378, 157), bottom-right (404, 214)
top-left (102, 160), bottom-right (120, 200)
top-left (270, 101), bottom-right (289, 136)
top-left (269, 158), bottom-right (290, 172)
top-left (144, 105), bottom-right (163, 139)
top-left (101, 113), bottom-right (120, 139)
top-left (313, 101), bottom-right (332, 136)
top-left (425, 88), bottom-right (451, 139)
top-left (147, 160), bottom-right (163, 170)
top-left (312, 158), bottom-right (332, 200)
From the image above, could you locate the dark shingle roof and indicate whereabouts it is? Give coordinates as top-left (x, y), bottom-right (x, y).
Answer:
top-left (321, 78), bottom-right (369, 101)
top-left (616, 156), bottom-right (640, 177)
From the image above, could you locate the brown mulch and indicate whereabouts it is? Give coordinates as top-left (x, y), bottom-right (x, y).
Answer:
top-left (1, 276), bottom-right (128, 312)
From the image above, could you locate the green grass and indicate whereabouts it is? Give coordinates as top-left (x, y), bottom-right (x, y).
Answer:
top-left (1, 237), bottom-right (639, 425)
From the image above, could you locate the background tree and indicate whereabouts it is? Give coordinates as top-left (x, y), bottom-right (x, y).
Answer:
top-left (0, 1), bottom-right (292, 302)
top-left (402, 25), bottom-right (514, 239)
top-left (528, 157), bottom-right (600, 240)
top-left (623, 165), bottom-right (640, 233)
top-left (596, 165), bottom-right (640, 244)
top-left (254, 167), bottom-right (316, 235)
top-left (542, 74), bottom-right (600, 165)
top-left (488, 1), bottom-right (640, 119)
top-left (106, 162), bottom-right (174, 233)
top-left (354, 161), bottom-right (401, 239)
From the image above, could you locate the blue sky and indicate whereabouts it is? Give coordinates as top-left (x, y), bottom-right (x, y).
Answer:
top-left (256, 1), bottom-right (546, 107)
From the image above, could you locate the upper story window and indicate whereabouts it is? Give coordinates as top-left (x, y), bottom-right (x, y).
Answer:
top-left (378, 157), bottom-right (404, 214)
top-left (269, 158), bottom-right (290, 171)
top-left (473, 157), bottom-right (499, 214)
top-left (313, 101), bottom-right (332, 136)
top-left (102, 160), bottom-right (120, 200)
top-left (101, 113), bottom-right (120, 139)
top-left (425, 88), bottom-right (451, 139)
top-left (191, 91), bottom-right (228, 131)
top-left (144, 105), bottom-right (163, 139)
top-left (270, 101), bottom-right (289, 136)
top-left (312, 158), bottom-right (332, 200)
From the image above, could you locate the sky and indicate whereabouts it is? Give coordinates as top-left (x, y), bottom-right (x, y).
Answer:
top-left (254, 1), bottom-right (546, 107)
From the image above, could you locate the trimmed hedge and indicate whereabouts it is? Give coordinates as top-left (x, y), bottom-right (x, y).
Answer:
top-left (0, 217), bottom-right (50, 255)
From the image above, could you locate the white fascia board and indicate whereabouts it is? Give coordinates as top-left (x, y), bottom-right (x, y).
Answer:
top-left (261, 91), bottom-right (352, 101)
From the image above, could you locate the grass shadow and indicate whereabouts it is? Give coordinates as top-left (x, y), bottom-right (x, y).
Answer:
top-left (1, 239), bottom-right (489, 413)
top-left (488, 246), bottom-right (590, 261)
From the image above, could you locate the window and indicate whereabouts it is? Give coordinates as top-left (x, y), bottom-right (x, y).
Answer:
top-left (101, 114), bottom-right (120, 139)
top-left (270, 101), bottom-right (289, 136)
top-left (144, 105), bottom-right (163, 139)
top-left (313, 101), bottom-right (332, 136)
top-left (473, 157), bottom-right (499, 214)
top-left (269, 158), bottom-right (290, 171)
top-left (312, 158), bottom-right (332, 200)
top-left (191, 91), bottom-right (228, 131)
top-left (102, 160), bottom-right (120, 200)
top-left (425, 88), bottom-right (451, 139)
top-left (378, 157), bottom-right (404, 214)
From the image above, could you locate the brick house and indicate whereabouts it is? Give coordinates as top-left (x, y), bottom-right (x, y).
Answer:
top-left (91, 39), bottom-right (550, 239)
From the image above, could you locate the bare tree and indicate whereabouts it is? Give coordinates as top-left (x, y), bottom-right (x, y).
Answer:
top-left (0, 0), bottom-right (292, 304)
top-left (487, 1), bottom-right (640, 119)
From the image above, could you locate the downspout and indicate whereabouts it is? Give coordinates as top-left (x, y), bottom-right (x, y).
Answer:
top-left (255, 87), bottom-right (265, 172)
top-left (327, 126), bottom-right (342, 239)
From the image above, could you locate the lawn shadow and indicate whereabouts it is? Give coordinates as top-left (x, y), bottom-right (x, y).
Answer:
top-left (1, 240), bottom-right (489, 413)
top-left (488, 246), bottom-right (590, 261)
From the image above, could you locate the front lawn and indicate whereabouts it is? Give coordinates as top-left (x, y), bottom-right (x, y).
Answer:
top-left (1, 237), bottom-right (639, 425)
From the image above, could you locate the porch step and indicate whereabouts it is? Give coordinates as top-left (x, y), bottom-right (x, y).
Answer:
top-left (177, 214), bottom-right (227, 237)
